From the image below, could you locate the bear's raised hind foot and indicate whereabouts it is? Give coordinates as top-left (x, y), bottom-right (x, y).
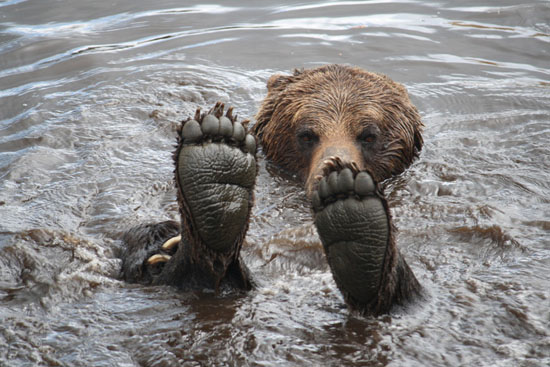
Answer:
top-left (312, 158), bottom-right (420, 315)
top-left (150, 103), bottom-right (257, 290)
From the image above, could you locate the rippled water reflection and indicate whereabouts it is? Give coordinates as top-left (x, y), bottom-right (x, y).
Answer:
top-left (1, 1), bottom-right (549, 366)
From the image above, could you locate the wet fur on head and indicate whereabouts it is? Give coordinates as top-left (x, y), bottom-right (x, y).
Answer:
top-left (253, 64), bottom-right (424, 183)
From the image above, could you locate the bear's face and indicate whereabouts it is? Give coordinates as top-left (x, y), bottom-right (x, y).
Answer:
top-left (254, 64), bottom-right (423, 194)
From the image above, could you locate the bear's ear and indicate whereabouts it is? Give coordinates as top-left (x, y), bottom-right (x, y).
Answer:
top-left (253, 72), bottom-right (300, 140)
top-left (266, 73), bottom-right (295, 92)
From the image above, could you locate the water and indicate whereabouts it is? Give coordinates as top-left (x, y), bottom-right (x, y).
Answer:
top-left (1, 0), bottom-right (549, 366)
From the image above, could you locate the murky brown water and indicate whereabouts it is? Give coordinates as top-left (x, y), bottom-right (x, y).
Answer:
top-left (1, 1), bottom-right (549, 366)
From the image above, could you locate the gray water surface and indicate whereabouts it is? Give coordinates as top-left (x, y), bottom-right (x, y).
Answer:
top-left (1, 1), bottom-right (549, 366)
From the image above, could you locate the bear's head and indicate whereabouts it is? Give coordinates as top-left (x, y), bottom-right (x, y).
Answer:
top-left (253, 64), bottom-right (423, 193)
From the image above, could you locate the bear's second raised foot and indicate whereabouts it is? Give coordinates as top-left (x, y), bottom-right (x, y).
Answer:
top-left (312, 158), bottom-right (419, 314)
top-left (176, 103), bottom-right (257, 255)
top-left (148, 103), bottom-right (257, 290)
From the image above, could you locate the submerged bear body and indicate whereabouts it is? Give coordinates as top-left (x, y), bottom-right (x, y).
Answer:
top-left (121, 64), bottom-right (424, 315)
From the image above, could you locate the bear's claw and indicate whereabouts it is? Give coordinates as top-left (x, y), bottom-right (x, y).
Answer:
top-left (147, 254), bottom-right (172, 265)
top-left (160, 235), bottom-right (181, 251)
top-left (312, 158), bottom-right (390, 310)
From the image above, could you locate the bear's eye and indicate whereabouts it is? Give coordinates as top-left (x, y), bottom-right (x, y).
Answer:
top-left (297, 130), bottom-right (319, 146)
top-left (358, 131), bottom-right (377, 145)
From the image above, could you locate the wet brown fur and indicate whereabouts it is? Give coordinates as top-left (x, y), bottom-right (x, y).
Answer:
top-left (253, 64), bottom-right (423, 189)
top-left (253, 64), bottom-right (423, 314)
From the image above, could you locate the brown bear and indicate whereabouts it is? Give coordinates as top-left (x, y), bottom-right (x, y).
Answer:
top-left (121, 64), bottom-right (423, 315)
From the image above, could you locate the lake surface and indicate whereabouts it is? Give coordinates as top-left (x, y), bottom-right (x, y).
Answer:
top-left (1, 0), bottom-right (549, 366)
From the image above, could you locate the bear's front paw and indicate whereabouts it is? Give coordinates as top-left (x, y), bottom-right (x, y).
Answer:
top-left (311, 158), bottom-right (390, 309)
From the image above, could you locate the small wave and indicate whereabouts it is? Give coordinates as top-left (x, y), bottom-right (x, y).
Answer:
top-left (448, 224), bottom-right (527, 257)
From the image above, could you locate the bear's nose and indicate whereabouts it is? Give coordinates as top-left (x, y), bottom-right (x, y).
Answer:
top-left (320, 145), bottom-right (354, 159)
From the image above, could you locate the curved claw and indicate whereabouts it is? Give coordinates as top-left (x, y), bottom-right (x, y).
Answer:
top-left (147, 254), bottom-right (172, 265)
top-left (161, 235), bottom-right (181, 251)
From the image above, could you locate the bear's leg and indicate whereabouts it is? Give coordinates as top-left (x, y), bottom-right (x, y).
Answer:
top-left (158, 103), bottom-right (256, 290)
top-left (123, 103), bottom-right (256, 291)
top-left (311, 158), bottom-right (421, 315)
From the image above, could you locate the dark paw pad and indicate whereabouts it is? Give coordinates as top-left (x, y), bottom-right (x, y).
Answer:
top-left (312, 159), bottom-right (389, 305)
top-left (176, 103), bottom-right (257, 254)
